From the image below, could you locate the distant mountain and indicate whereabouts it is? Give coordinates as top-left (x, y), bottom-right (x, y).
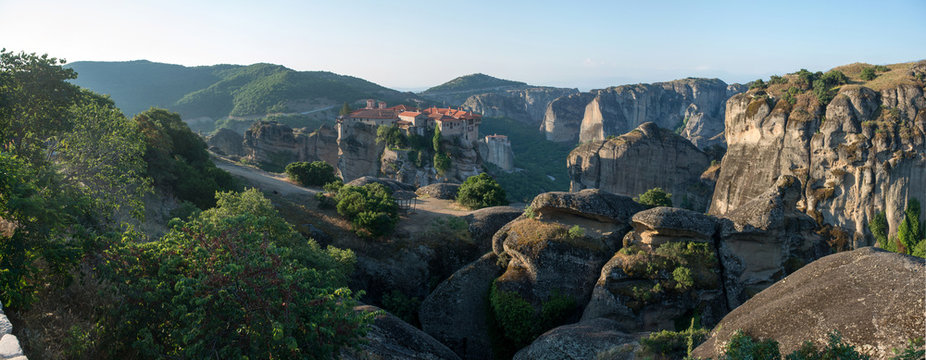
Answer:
top-left (422, 73), bottom-right (526, 94)
top-left (66, 60), bottom-right (422, 120)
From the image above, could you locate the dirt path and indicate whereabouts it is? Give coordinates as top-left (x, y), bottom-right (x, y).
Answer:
top-left (213, 157), bottom-right (320, 196)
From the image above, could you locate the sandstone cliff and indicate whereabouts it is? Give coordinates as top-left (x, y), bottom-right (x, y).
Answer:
top-left (242, 121), bottom-right (338, 171)
top-left (710, 61), bottom-right (926, 244)
top-left (542, 78), bottom-right (745, 148)
top-left (568, 122), bottom-right (713, 211)
top-left (461, 87), bottom-right (578, 125)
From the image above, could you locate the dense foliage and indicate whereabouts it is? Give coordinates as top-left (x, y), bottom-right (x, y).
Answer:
top-left (375, 125), bottom-right (408, 149)
top-left (134, 108), bottom-right (238, 209)
top-left (488, 282), bottom-right (575, 358)
top-left (334, 183), bottom-right (399, 237)
top-left (422, 73), bottom-right (525, 93)
top-left (635, 187), bottom-right (673, 207)
top-left (640, 325), bottom-right (709, 359)
top-left (872, 199), bottom-right (925, 257)
top-left (285, 161), bottom-right (337, 187)
top-left (456, 173), bottom-right (508, 209)
top-left (103, 189), bottom-right (371, 359)
top-left (0, 50), bottom-right (151, 308)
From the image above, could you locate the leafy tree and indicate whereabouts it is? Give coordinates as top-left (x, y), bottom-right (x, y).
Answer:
top-left (897, 198), bottom-right (924, 256)
top-left (376, 125), bottom-right (408, 149)
top-left (335, 183), bottom-right (399, 237)
top-left (720, 331), bottom-right (781, 360)
top-left (103, 189), bottom-right (371, 358)
top-left (457, 173), bottom-right (508, 210)
top-left (869, 211), bottom-right (891, 250)
top-left (749, 79), bottom-right (767, 90)
top-left (285, 161), bottom-right (337, 187)
top-left (134, 108), bottom-right (237, 209)
top-left (635, 187), bottom-right (672, 207)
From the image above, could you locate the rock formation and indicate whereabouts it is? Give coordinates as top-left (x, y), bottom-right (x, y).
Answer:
top-left (341, 305), bottom-right (461, 360)
top-left (691, 247), bottom-right (926, 359)
top-left (477, 135), bottom-right (514, 171)
top-left (461, 87), bottom-right (579, 125)
top-left (337, 121), bottom-right (384, 181)
top-left (568, 122), bottom-right (714, 211)
top-left (542, 78), bottom-right (745, 148)
top-left (206, 128), bottom-right (244, 157)
top-left (415, 183), bottom-right (461, 200)
top-left (242, 121), bottom-right (338, 171)
top-left (710, 61), bottom-right (926, 243)
top-left (512, 318), bottom-right (638, 360)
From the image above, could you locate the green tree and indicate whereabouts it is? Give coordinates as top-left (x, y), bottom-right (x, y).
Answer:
top-left (335, 183), bottom-right (399, 237)
top-left (635, 187), bottom-right (672, 207)
top-left (869, 211), bottom-right (891, 250)
top-left (285, 161), bottom-right (337, 187)
top-left (134, 108), bottom-right (237, 209)
top-left (457, 173), bottom-right (508, 209)
top-left (103, 189), bottom-right (371, 358)
top-left (376, 125), bottom-right (408, 149)
top-left (339, 102), bottom-right (352, 116)
top-left (433, 152), bottom-right (451, 176)
top-left (860, 67), bottom-right (878, 81)
top-left (432, 127), bottom-right (442, 152)
top-left (897, 198), bottom-right (924, 256)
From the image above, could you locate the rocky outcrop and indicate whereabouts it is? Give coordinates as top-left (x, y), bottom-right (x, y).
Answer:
top-left (464, 206), bottom-right (523, 252)
top-left (710, 65), bottom-right (926, 243)
top-left (419, 253), bottom-right (506, 360)
top-left (691, 247), bottom-right (926, 360)
top-left (243, 121), bottom-right (338, 171)
top-left (568, 122), bottom-right (714, 211)
top-left (416, 183), bottom-right (461, 200)
top-left (337, 122), bottom-right (384, 181)
top-left (206, 128), bottom-right (244, 157)
top-left (513, 318), bottom-right (639, 360)
top-left (542, 78), bottom-right (745, 148)
top-left (376, 134), bottom-right (482, 186)
top-left (462, 87), bottom-right (579, 125)
top-left (477, 135), bottom-right (514, 171)
top-left (341, 305), bottom-right (461, 360)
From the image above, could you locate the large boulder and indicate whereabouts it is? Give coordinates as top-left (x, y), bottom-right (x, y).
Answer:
top-left (206, 128), bottom-right (244, 156)
top-left (419, 253), bottom-right (506, 360)
top-left (465, 206), bottom-right (522, 253)
top-left (628, 206), bottom-right (718, 247)
top-left (416, 183), bottom-right (461, 200)
top-left (244, 121), bottom-right (339, 171)
top-left (513, 318), bottom-right (639, 360)
top-left (341, 305), bottom-right (461, 360)
top-left (529, 189), bottom-right (646, 224)
top-left (691, 247), bottom-right (926, 360)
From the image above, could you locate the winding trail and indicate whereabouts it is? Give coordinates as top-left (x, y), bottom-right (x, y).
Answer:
top-left (212, 156), bottom-right (319, 196)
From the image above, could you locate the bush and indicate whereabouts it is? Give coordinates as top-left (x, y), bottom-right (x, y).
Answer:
top-left (323, 179), bottom-right (344, 193)
top-left (381, 290), bottom-right (422, 327)
top-left (715, 331), bottom-right (872, 360)
top-left (786, 332), bottom-right (871, 360)
top-left (891, 338), bottom-right (925, 360)
top-left (103, 189), bottom-right (372, 359)
top-left (335, 183), bottom-right (399, 237)
top-left (457, 173), bottom-right (509, 210)
top-left (376, 125), bottom-right (408, 149)
top-left (488, 282), bottom-right (575, 357)
top-left (720, 331), bottom-right (781, 360)
top-left (897, 198), bottom-right (924, 256)
top-left (433, 152), bottom-right (451, 175)
top-left (860, 67), bottom-right (878, 81)
top-left (285, 161), bottom-right (337, 187)
top-left (870, 211), bottom-right (890, 249)
top-left (635, 187), bottom-right (672, 207)
top-left (640, 327), bottom-right (709, 359)
top-left (567, 225), bottom-right (586, 239)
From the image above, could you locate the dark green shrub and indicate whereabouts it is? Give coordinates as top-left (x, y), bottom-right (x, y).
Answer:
top-left (103, 189), bottom-right (371, 359)
top-left (376, 125), bottom-right (408, 149)
top-left (285, 161), bottom-right (337, 187)
top-left (489, 283), bottom-right (538, 348)
top-left (749, 79), bottom-right (767, 90)
top-left (784, 332), bottom-right (870, 360)
top-left (635, 187), bottom-right (672, 207)
top-left (897, 198), bottom-right (924, 256)
top-left (769, 75), bottom-right (787, 85)
top-left (640, 327), bottom-right (709, 359)
top-left (457, 173), bottom-right (509, 209)
top-left (860, 67), bottom-right (878, 81)
top-left (720, 331), bottom-right (781, 360)
top-left (433, 152), bottom-right (451, 175)
top-left (381, 290), bottom-right (422, 327)
top-left (323, 179), bottom-right (344, 193)
top-left (540, 291), bottom-right (575, 330)
top-left (891, 338), bottom-right (925, 360)
top-left (869, 211), bottom-right (890, 249)
top-left (334, 183), bottom-right (399, 237)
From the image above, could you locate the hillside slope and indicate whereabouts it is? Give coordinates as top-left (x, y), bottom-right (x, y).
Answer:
top-left (67, 60), bottom-right (421, 120)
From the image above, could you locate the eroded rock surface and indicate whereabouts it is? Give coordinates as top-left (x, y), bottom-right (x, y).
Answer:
top-left (341, 305), bottom-right (461, 360)
top-left (243, 121), bottom-right (339, 171)
top-left (568, 122), bottom-right (714, 211)
top-left (691, 247), bottom-right (926, 360)
top-left (206, 128), bottom-right (244, 156)
top-left (513, 318), bottom-right (639, 360)
top-left (462, 87), bottom-right (578, 125)
top-left (416, 183), bottom-right (461, 200)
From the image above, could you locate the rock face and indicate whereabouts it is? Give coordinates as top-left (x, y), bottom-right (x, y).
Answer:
top-left (691, 247), bottom-right (926, 360)
top-left (243, 121), bottom-right (338, 171)
top-left (376, 133), bottom-right (482, 186)
top-left (419, 253), bottom-right (506, 360)
top-left (464, 206), bottom-right (523, 252)
top-left (512, 318), bottom-right (639, 360)
top-left (206, 128), bottom-right (244, 156)
top-left (462, 87), bottom-right (579, 125)
top-left (337, 122), bottom-right (384, 182)
top-left (341, 305), bottom-right (461, 360)
top-left (542, 78), bottom-right (745, 148)
top-left (710, 67), bottom-right (926, 243)
top-left (477, 135), bottom-right (514, 171)
top-left (568, 122), bottom-right (714, 211)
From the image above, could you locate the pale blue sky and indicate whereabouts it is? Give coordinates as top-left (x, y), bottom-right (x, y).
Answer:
top-left (1, 0), bottom-right (924, 90)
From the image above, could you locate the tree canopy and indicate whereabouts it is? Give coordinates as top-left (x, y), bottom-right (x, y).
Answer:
top-left (457, 173), bottom-right (508, 210)
top-left (635, 187), bottom-right (673, 208)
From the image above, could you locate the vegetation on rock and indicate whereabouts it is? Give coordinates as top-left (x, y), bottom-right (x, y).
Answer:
top-left (488, 281), bottom-right (575, 359)
top-left (334, 183), bottom-right (399, 237)
top-left (635, 187), bottom-right (673, 207)
top-left (871, 198), bottom-right (925, 257)
top-left (714, 331), bottom-right (873, 360)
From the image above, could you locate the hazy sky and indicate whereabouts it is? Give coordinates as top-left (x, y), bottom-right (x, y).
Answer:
top-left (2, 0), bottom-right (924, 91)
